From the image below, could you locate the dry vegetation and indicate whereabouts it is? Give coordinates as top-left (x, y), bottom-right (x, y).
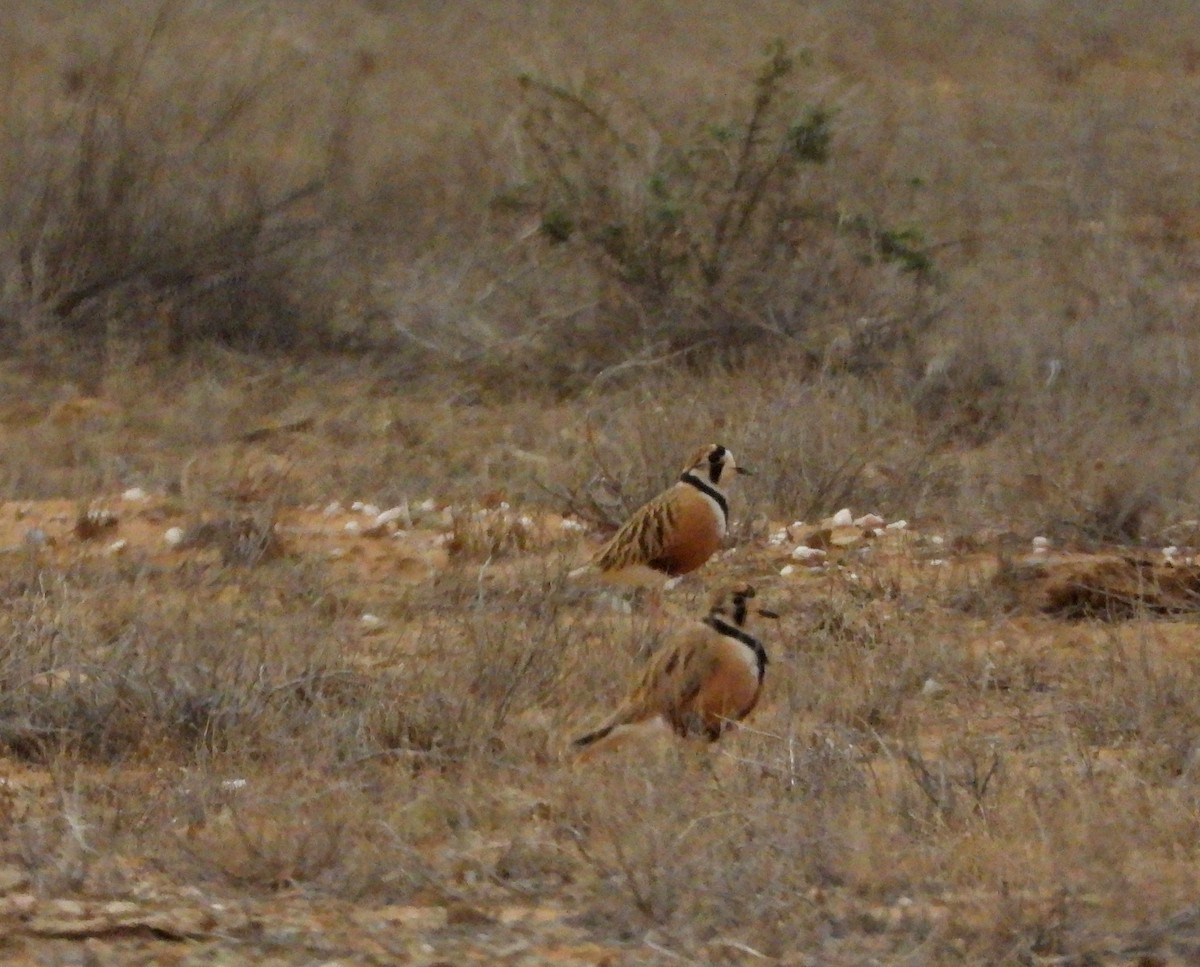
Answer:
top-left (2, 0), bottom-right (1200, 963)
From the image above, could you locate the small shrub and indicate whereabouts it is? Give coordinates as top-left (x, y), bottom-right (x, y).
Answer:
top-left (509, 41), bottom-right (934, 382)
top-left (0, 7), bottom-right (375, 367)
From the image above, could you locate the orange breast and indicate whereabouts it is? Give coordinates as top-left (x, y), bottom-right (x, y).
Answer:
top-left (680, 640), bottom-right (762, 739)
top-left (652, 490), bottom-right (723, 575)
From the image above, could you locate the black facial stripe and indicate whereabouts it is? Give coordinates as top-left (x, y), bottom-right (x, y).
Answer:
top-left (732, 596), bottom-right (748, 626)
top-left (704, 615), bottom-right (768, 681)
top-left (707, 446), bottom-right (727, 485)
top-left (680, 472), bottom-right (728, 524)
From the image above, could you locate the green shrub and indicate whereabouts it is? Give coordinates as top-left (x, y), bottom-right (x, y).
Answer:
top-left (511, 41), bottom-right (934, 375)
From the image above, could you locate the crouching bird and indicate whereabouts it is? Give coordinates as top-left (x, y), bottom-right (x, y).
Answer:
top-left (573, 584), bottom-right (779, 751)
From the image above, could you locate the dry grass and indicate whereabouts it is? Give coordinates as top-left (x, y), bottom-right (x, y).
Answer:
top-left (2, 1), bottom-right (1200, 963)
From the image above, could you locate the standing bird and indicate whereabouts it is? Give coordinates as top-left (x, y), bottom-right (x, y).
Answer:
top-left (573, 584), bottom-right (779, 751)
top-left (569, 444), bottom-right (750, 589)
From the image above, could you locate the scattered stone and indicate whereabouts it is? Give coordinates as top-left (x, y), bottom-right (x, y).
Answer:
top-left (830, 508), bottom-right (854, 527)
top-left (886, 520), bottom-right (908, 531)
top-left (24, 527), bottom-right (48, 547)
top-left (374, 506), bottom-right (409, 528)
top-left (360, 613), bottom-right (384, 631)
top-left (791, 546), bottom-right (827, 563)
top-left (854, 513), bottom-right (886, 529)
top-left (164, 526), bottom-right (186, 547)
top-left (121, 487), bottom-right (148, 501)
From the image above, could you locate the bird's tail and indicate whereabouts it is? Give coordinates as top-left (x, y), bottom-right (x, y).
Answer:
top-left (571, 722), bottom-right (617, 748)
top-left (572, 700), bottom-right (641, 749)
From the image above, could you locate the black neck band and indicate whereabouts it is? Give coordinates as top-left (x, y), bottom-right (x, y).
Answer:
top-left (704, 615), bottom-right (768, 679)
top-left (681, 472), bottom-right (729, 524)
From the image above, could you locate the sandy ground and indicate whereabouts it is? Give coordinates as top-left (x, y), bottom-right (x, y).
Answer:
top-left (1, 490), bottom-right (1199, 965)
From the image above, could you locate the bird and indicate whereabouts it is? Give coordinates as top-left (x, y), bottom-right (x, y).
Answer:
top-left (572, 584), bottom-right (779, 751)
top-left (569, 444), bottom-right (750, 590)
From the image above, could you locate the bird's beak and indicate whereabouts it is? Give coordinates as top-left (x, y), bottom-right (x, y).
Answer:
top-left (736, 466), bottom-right (753, 476)
top-left (758, 608), bottom-right (780, 620)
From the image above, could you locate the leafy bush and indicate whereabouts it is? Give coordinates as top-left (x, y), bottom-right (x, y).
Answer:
top-left (511, 41), bottom-right (934, 375)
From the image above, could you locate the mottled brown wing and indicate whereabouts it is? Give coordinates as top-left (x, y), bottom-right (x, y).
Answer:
top-left (594, 487), bottom-right (679, 573)
top-left (642, 628), bottom-right (720, 736)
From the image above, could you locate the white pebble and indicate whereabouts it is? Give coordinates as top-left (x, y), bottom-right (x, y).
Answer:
top-left (360, 613), bottom-right (384, 630)
top-left (791, 545), bottom-right (827, 562)
top-left (322, 501), bottom-right (343, 517)
top-left (928, 558), bottom-right (947, 566)
top-left (663, 577), bottom-right (683, 591)
top-left (854, 513), bottom-right (885, 529)
top-left (768, 529), bottom-right (789, 545)
top-left (831, 508), bottom-right (854, 527)
top-left (359, 503), bottom-right (380, 518)
top-left (373, 506), bottom-right (408, 527)
top-left (560, 518), bottom-right (586, 532)
top-left (121, 487), bottom-right (148, 502)
top-left (350, 501), bottom-right (364, 512)
top-left (886, 519), bottom-right (908, 531)
top-left (1163, 545), bottom-right (1180, 558)
top-left (518, 515), bottom-right (534, 528)
top-left (921, 678), bottom-right (947, 697)
top-left (929, 535), bottom-right (945, 545)
top-left (779, 564), bottom-right (797, 576)
top-left (106, 539), bottom-right (127, 554)
top-left (343, 520), bottom-right (361, 535)
top-left (1032, 536), bottom-right (1051, 549)
top-left (163, 527), bottom-right (185, 547)
top-left (416, 498), bottom-right (437, 513)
